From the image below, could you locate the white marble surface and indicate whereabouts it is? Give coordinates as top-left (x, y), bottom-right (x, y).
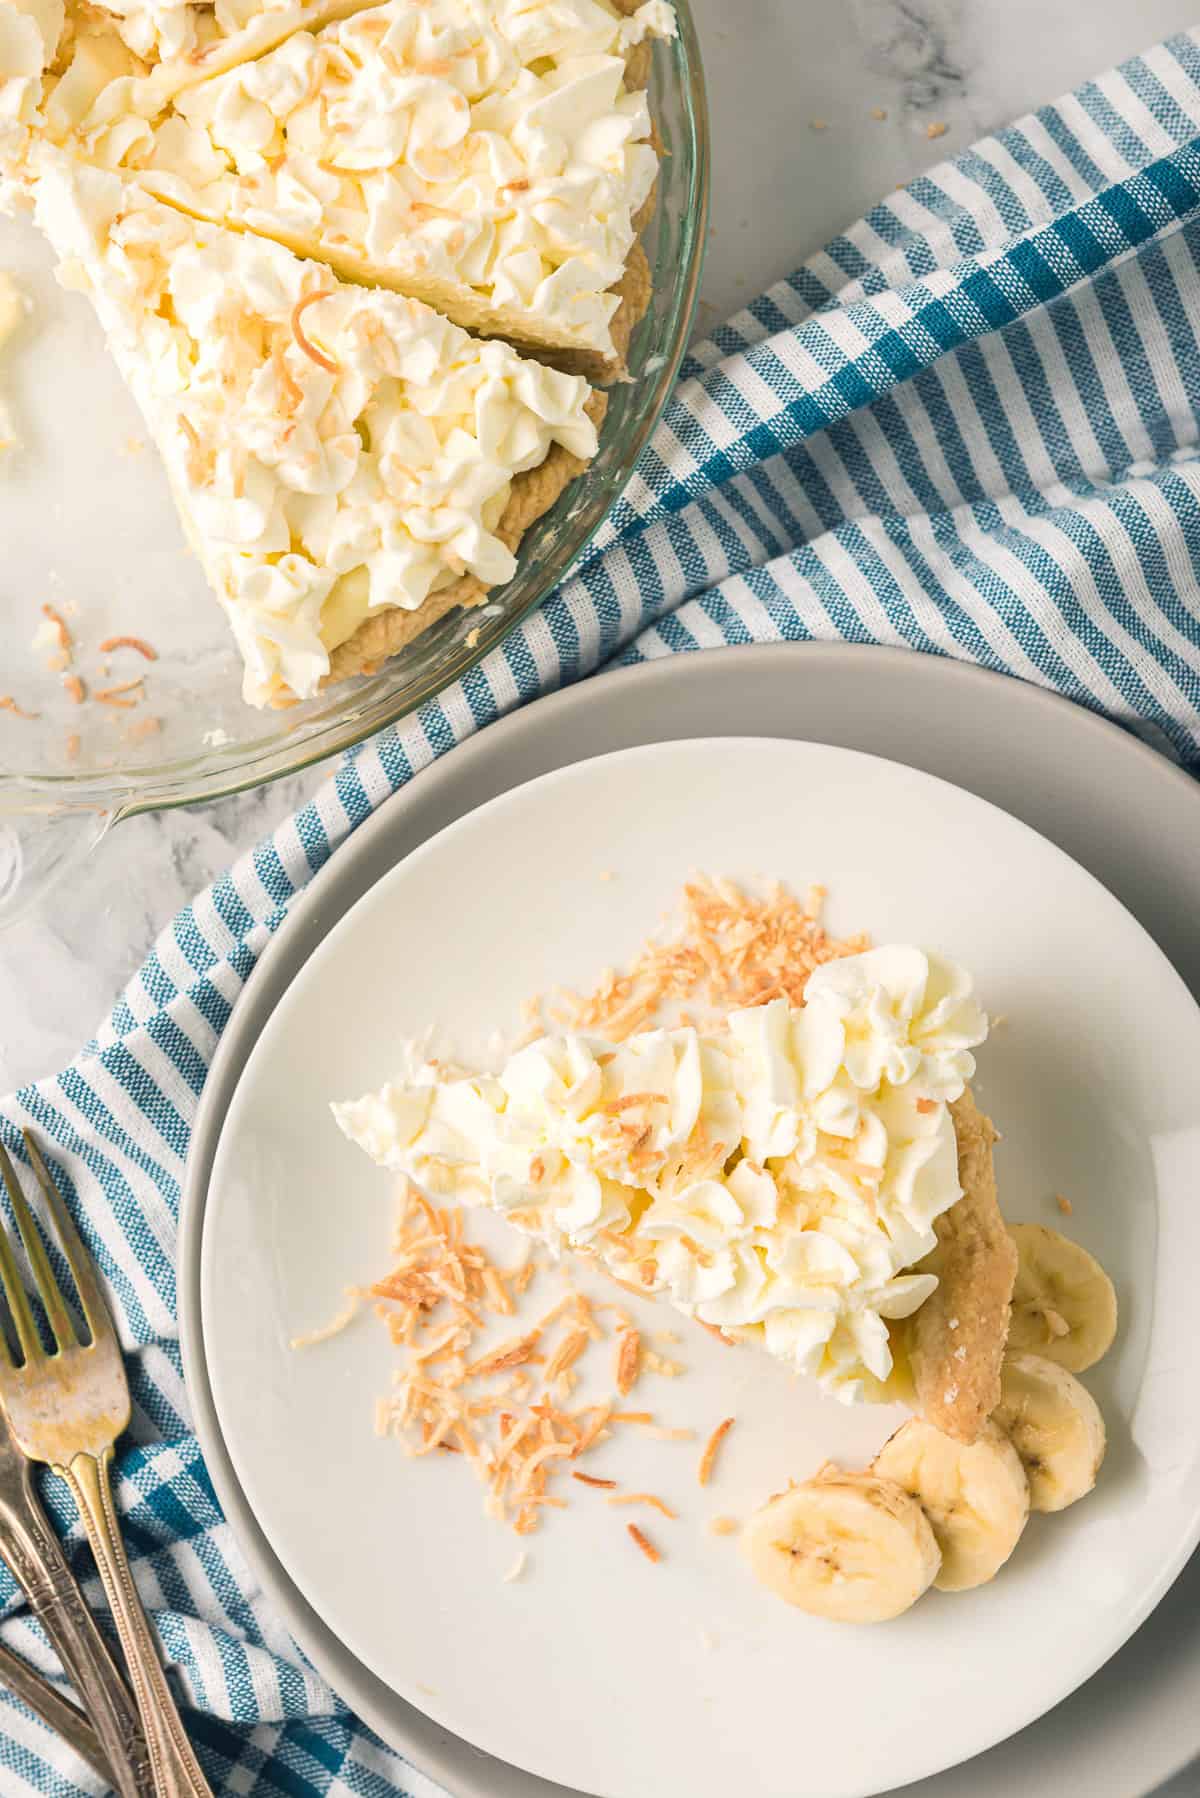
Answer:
top-left (3, 10), bottom-right (1200, 1783)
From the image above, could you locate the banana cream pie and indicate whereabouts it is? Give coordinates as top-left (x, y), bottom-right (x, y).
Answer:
top-left (4, 0), bottom-right (674, 374)
top-left (334, 945), bottom-right (1001, 1405)
top-left (35, 153), bottom-right (601, 702)
top-left (78, 0), bottom-right (675, 375)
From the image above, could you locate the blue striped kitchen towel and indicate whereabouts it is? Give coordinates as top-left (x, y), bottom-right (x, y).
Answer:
top-left (4, 23), bottom-right (1200, 1797)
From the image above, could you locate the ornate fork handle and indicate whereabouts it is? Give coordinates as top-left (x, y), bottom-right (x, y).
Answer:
top-left (0, 1636), bottom-right (114, 1788)
top-left (0, 1460), bottom-right (152, 1795)
top-left (59, 1449), bottom-right (211, 1798)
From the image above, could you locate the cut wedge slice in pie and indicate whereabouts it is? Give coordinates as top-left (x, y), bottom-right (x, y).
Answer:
top-left (53, 0), bottom-right (675, 375)
top-left (34, 151), bottom-right (601, 703)
top-left (333, 945), bottom-right (1016, 1426)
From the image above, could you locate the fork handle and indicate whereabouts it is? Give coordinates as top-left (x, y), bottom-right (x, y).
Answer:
top-left (0, 1635), bottom-right (116, 1788)
top-left (58, 1449), bottom-right (213, 1798)
top-left (0, 1471), bottom-right (152, 1796)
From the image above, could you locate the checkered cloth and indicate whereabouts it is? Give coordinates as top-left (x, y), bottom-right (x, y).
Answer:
top-left (4, 24), bottom-right (1200, 1796)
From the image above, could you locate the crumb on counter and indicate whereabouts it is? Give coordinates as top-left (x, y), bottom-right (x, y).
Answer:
top-left (809, 117), bottom-right (828, 132)
top-left (99, 634), bottom-right (158, 661)
top-left (926, 121), bottom-right (949, 139)
top-left (502, 1551), bottom-right (527, 1583)
top-left (871, 106), bottom-right (888, 120)
top-left (1056, 1193), bottom-right (1073, 1216)
top-left (709, 1516), bottom-right (739, 1537)
top-left (95, 678), bottom-right (144, 708)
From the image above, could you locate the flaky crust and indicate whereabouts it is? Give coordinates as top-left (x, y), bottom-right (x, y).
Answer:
top-left (320, 390), bottom-right (608, 686)
top-left (910, 1089), bottom-right (1017, 1444)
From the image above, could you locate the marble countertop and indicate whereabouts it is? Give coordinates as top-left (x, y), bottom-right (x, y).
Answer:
top-left (3, 7), bottom-right (1199, 1789)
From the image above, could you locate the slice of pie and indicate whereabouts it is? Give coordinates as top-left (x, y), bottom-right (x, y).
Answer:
top-left (34, 151), bottom-right (601, 702)
top-left (333, 945), bottom-right (1016, 1420)
top-left (60, 0), bottom-right (675, 376)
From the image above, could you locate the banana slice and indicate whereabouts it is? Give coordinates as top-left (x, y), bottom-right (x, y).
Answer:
top-left (873, 1417), bottom-right (1029, 1591)
top-left (742, 1471), bottom-right (940, 1623)
top-left (993, 1351), bottom-right (1106, 1512)
top-left (1008, 1223), bottom-right (1118, 1372)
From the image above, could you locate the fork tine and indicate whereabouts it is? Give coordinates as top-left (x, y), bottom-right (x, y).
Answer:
top-left (0, 1150), bottom-right (78, 1354)
top-left (22, 1133), bottom-right (114, 1346)
top-left (0, 1148), bottom-right (46, 1365)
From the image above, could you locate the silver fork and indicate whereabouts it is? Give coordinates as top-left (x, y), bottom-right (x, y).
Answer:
top-left (0, 1133), bottom-right (213, 1798)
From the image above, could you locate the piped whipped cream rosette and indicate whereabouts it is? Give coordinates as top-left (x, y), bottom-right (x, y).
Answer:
top-left (334, 946), bottom-right (990, 1402)
top-left (33, 152), bottom-right (599, 703)
top-left (70, 0), bottom-right (675, 369)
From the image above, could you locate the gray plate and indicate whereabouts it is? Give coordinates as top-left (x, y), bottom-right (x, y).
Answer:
top-left (180, 644), bottom-right (1200, 1798)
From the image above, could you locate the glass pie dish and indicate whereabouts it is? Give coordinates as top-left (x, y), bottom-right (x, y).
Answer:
top-left (0, 1), bottom-right (708, 922)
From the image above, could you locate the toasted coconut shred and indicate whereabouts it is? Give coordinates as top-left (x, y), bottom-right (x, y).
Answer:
top-left (291, 291), bottom-right (339, 373)
top-left (359, 1183), bottom-right (676, 1535)
top-left (319, 877), bottom-right (871, 1560)
top-left (607, 1492), bottom-right (677, 1518)
top-left (99, 634), bottom-right (158, 661)
top-left (290, 1291), bottom-right (362, 1350)
top-left (698, 1417), bottom-right (735, 1487)
top-left (520, 875), bottom-right (867, 1043)
top-left (0, 695), bottom-right (38, 719)
top-left (627, 1523), bottom-right (661, 1564)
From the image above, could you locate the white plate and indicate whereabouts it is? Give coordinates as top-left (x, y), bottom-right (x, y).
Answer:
top-left (200, 737), bottom-right (1200, 1798)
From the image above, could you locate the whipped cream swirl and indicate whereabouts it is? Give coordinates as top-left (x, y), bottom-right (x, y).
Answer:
top-left (334, 946), bottom-right (989, 1401)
